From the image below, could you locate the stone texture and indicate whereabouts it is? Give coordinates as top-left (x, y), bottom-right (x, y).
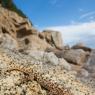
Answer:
top-left (0, 6), bottom-right (53, 51)
top-left (0, 47), bottom-right (95, 95)
top-left (58, 58), bottom-right (72, 71)
top-left (0, 6), bottom-right (65, 52)
top-left (77, 68), bottom-right (89, 78)
top-left (25, 50), bottom-right (72, 70)
top-left (63, 49), bottom-right (87, 65)
top-left (43, 52), bottom-right (59, 65)
top-left (72, 43), bottom-right (91, 52)
top-left (45, 45), bottom-right (71, 58)
top-left (51, 31), bottom-right (63, 49)
top-left (42, 30), bottom-right (64, 49)
top-left (84, 50), bottom-right (95, 73)
top-left (0, 33), bottom-right (18, 50)
top-left (18, 35), bottom-right (52, 51)
top-left (26, 51), bottom-right (59, 65)
top-left (0, 71), bottom-right (46, 95)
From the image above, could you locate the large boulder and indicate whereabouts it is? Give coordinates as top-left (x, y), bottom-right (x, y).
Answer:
top-left (72, 43), bottom-right (91, 52)
top-left (18, 35), bottom-right (52, 51)
top-left (58, 58), bottom-right (72, 71)
top-left (77, 68), bottom-right (89, 78)
top-left (42, 30), bottom-right (64, 49)
top-left (0, 33), bottom-right (18, 50)
top-left (26, 51), bottom-right (59, 65)
top-left (16, 23), bottom-right (37, 38)
top-left (63, 49), bottom-right (88, 65)
top-left (43, 52), bottom-right (59, 65)
top-left (26, 50), bottom-right (72, 70)
top-left (45, 45), bottom-right (70, 58)
top-left (45, 47), bottom-right (64, 58)
top-left (84, 50), bottom-right (95, 73)
top-left (42, 30), bottom-right (52, 45)
top-left (51, 31), bottom-right (63, 49)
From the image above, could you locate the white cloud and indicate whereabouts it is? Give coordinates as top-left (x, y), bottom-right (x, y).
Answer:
top-left (44, 22), bottom-right (95, 46)
top-left (46, 22), bottom-right (95, 33)
top-left (79, 11), bottom-right (95, 20)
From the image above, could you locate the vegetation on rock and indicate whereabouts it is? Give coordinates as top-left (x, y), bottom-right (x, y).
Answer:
top-left (0, 0), bottom-right (26, 18)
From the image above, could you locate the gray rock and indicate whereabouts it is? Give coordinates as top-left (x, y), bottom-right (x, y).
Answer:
top-left (72, 43), bottom-right (91, 52)
top-left (26, 50), bottom-right (44, 61)
top-left (58, 58), bottom-right (72, 70)
top-left (26, 51), bottom-right (59, 65)
top-left (84, 50), bottom-right (95, 73)
top-left (43, 30), bottom-right (64, 49)
top-left (0, 33), bottom-right (18, 50)
top-left (43, 52), bottom-right (59, 65)
top-left (77, 69), bottom-right (89, 78)
top-left (51, 31), bottom-right (63, 49)
top-left (63, 49), bottom-right (87, 65)
top-left (27, 50), bottom-right (72, 70)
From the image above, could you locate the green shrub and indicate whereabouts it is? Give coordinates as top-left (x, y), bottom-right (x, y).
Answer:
top-left (1, 0), bottom-right (26, 18)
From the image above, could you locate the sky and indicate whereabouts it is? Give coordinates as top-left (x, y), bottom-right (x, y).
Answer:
top-left (13, 0), bottom-right (95, 48)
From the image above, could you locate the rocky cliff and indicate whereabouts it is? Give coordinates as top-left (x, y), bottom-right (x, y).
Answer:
top-left (0, 4), bottom-right (95, 95)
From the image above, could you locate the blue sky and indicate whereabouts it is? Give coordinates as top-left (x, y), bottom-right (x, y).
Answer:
top-left (13, 0), bottom-right (95, 48)
top-left (14, 0), bottom-right (95, 28)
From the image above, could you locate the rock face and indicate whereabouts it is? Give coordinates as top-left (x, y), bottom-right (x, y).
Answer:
top-left (0, 5), bottom-right (64, 52)
top-left (84, 50), bottom-right (95, 73)
top-left (0, 6), bottom-right (53, 51)
top-left (72, 43), bottom-right (92, 52)
top-left (51, 31), bottom-right (63, 49)
top-left (41, 30), bottom-right (64, 49)
top-left (0, 33), bottom-right (18, 50)
top-left (63, 49), bottom-right (88, 65)
top-left (18, 35), bottom-right (52, 51)
top-left (26, 51), bottom-right (59, 65)
top-left (59, 58), bottom-right (72, 70)
top-left (26, 50), bottom-right (72, 70)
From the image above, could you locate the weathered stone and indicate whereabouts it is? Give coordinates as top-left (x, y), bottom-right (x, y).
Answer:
top-left (38, 32), bottom-right (45, 39)
top-left (43, 30), bottom-right (64, 49)
top-left (18, 35), bottom-right (52, 51)
top-left (45, 47), bottom-right (64, 58)
top-left (84, 50), bottom-right (95, 73)
top-left (26, 51), bottom-right (45, 61)
top-left (0, 71), bottom-right (46, 95)
top-left (43, 52), bottom-right (59, 65)
top-left (51, 31), bottom-right (63, 49)
top-left (72, 43), bottom-right (92, 52)
top-left (43, 30), bottom-right (52, 45)
top-left (0, 33), bottom-right (18, 50)
top-left (59, 58), bottom-right (72, 70)
top-left (63, 49), bottom-right (87, 65)
top-left (16, 26), bottom-right (38, 38)
top-left (77, 69), bottom-right (89, 78)
top-left (45, 46), bottom-right (70, 58)
top-left (27, 50), bottom-right (71, 70)
top-left (26, 51), bottom-right (59, 65)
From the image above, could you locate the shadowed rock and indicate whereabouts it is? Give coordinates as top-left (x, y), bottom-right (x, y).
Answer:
top-left (72, 43), bottom-right (92, 52)
top-left (63, 49), bottom-right (88, 65)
